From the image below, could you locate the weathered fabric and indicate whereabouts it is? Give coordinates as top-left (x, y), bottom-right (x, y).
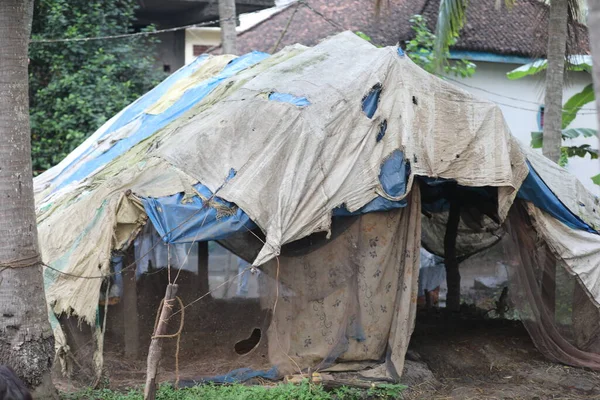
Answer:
top-left (259, 188), bottom-right (421, 377)
top-left (31, 31), bottom-right (600, 375)
top-left (503, 201), bottom-right (600, 369)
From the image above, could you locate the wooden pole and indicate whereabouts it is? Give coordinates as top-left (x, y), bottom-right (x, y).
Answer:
top-left (123, 247), bottom-right (139, 360)
top-left (444, 186), bottom-right (462, 312)
top-left (197, 242), bottom-right (210, 296)
top-left (144, 284), bottom-right (178, 400)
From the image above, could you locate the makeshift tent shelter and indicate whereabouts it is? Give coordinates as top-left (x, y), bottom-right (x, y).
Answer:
top-left (35, 32), bottom-right (600, 382)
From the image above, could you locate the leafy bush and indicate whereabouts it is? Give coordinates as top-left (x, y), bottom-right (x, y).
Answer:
top-left (29, 0), bottom-right (166, 173)
top-left (405, 15), bottom-right (475, 78)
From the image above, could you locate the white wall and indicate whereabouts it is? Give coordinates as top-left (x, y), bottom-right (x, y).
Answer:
top-left (184, 28), bottom-right (221, 65)
top-left (449, 61), bottom-right (600, 195)
top-left (184, 1), bottom-right (294, 65)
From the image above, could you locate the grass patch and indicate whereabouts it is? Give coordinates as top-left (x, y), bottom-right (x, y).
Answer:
top-left (61, 381), bottom-right (406, 400)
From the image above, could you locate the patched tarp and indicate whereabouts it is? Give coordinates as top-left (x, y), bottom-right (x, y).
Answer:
top-left (34, 32), bottom-right (600, 370)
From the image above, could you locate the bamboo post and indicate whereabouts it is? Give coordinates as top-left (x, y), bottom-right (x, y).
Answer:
top-left (123, 248), bottom-right (139, 360)
top-left (144, 283), bottom-right (178, 400)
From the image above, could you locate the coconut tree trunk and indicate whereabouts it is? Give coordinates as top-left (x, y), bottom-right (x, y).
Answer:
top-left (219, 0), bottom-right (237, 55)
top-left (542, 0), bottom-right (569, 163)
top-left (589, 1), bottom-right (600, 163)
top-left (0, 0), bottom-right (57, 398)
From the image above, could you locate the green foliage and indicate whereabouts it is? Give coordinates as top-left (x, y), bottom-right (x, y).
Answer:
top-left (433, 0), bottom-right (468, 71)
top-left (506, 60), bottom-right (547, 80)
top-left (355, 31), bottom-right (379, 46)
top-left (531, 128), bottom-right (598, 148)
top-left (506, 55), bottom-right (593, 80)
top-left (592, 174), bottom-right (600, 186)
top-left (562, 84), bottom-right (595, 129)
top-left (433, 0), bottom-right (514, 71)
top-left (516, 58), bottom-right (599, 174)
top-left (29, 0), bottom-right (166, 173)
top-left (60, 381), bottom-right (407, 400)
top-left (531, 129), bottom-right (598, 167)
top-left (406, 15), bottom-right (476, 78)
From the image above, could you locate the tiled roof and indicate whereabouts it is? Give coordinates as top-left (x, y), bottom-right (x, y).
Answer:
top-left (232, 0), bottom-right (589, 58)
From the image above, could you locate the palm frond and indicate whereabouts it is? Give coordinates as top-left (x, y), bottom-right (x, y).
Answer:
top-left (565, 0), bottom-right (587, 57)
top-left (433, 0), bottom-right (468, 71)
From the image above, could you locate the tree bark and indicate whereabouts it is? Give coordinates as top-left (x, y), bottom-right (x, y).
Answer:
top-left (144, 284), bottom-right (178, 400)
top-left (444, 187), bottom-right (461, 312)
top-left (542, 0), bottom-right (568, 163)
top-left (219, 0), bottom-right (237, 55)
top-left (588, 0), bottom-right (600, 166)
top-left (0, 0), bottom-right (57, 398)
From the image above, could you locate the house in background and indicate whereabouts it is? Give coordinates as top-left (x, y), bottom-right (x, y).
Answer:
top-left (231, 0), bottom-right (599, 195)
top-left (183, 0), bottom-right (294, 65)
top-left (133, 0), bottom-right (275, 72)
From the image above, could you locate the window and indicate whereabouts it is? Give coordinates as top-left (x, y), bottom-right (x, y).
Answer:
top-left (193, 45), bottom-right (210, 57)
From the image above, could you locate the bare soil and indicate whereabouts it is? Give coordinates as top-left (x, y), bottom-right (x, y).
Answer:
top-left (57, 307), bottom-right (600, 400)
top-left (55, 263), bottom-right (600, 399)
top-left (402, 312), bottom-right (600, 400)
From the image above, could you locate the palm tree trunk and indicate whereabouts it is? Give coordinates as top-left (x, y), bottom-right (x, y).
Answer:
top-left (588, 1), bottom-right (600, 165)
top-left (0, 0), bottom-right (57, 398)
top-left (219, 0), bottom-right (237, 55)
top-left (542, 0), bottom-right (569, 163)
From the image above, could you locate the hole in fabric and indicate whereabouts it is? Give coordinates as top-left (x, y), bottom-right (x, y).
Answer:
top-left (235, 328), bottom-right (261, 355)
top-left (268, 92), bottom-right (311, 107)
top-left (362, 83), bottom-right (382, 119)
top-left (412, 96), bottom-right (418, 105)
top-left (376, 119), bottom-right (387, 142)
top-left (379, 150), bottom-right (408, 198)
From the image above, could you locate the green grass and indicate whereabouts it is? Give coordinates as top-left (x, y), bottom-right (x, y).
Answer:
top-left (61, 381), bottom-right (406, 400)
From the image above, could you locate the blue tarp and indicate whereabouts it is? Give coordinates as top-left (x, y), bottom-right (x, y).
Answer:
top-left (51, 52), bottom-right (270, 194)
top-left (142, 153), bottom-right (596, 246)
top-left (142, 179), bottom-right (257, 244)
top-left (192, 367), bottom-right (279, 384)
top-left (333, 150), bottom-right (408, 216)
top-left (362, 84), bottom-right (382, 119)
top-left (143, 151), bottom-right (409, 242)
top-left (516, 162), bottom-right (596, 233)
top-left (268, 92), bottom-right (311, 107)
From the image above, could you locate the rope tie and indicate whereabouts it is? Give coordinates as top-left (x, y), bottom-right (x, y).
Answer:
top-left (151, 296), bottom-right (185, 388)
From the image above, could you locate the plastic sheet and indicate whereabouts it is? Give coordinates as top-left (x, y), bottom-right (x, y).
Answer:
top-left (503, 200), bottom-right (600, 369)
top-left (516, 162), bottom-right (596, 233)
top-left (142, 181), bottom-right (257, 244)
top-left (50, 52), bottom-right (269, 193)
top-left (268, 92), bottom-right (311, 107)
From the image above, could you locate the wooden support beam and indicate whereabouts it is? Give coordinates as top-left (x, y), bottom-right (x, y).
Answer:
top-left (197, 241), bottom-right (210, 296)
top-left (123, 247), bottom-right (140, 360)
top-left (444, 187), bottom-right (462, 312)
top-left (144, 284), bottom-right (179, 400)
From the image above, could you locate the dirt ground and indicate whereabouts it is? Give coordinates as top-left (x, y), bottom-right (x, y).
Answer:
top-left (56, 308), bottom-right (600, 400)
top-left (55, 245), bottom-right (600, 399)
top-left (401, 312), bottom-right (600, 400)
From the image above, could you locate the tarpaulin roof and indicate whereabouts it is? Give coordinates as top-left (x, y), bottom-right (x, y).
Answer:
top-left (35, 32), bottom-right (600, 328)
